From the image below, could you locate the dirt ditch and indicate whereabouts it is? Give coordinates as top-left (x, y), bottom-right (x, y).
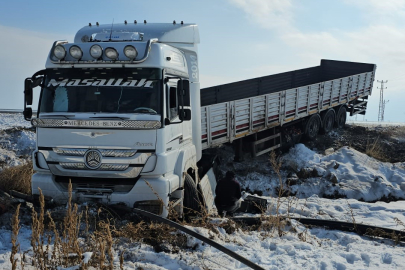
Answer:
top-left (305, 125), bottom-right (405, 163)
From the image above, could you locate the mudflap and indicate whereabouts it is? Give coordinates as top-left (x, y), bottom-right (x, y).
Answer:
top-left (198, 167), bottom-right (217, 214)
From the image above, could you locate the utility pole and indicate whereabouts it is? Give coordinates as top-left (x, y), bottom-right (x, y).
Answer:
top-left (377, 80), bottom-right (388, 122)
top-left (381, 100), bottom-right (389, 122)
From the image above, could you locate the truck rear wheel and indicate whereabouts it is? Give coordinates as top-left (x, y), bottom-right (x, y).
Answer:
top-left (335, 106), bottom-right (347, 129)
top-left (304, 114), bottom-right (320, 140)
top-left (321, 110), bottom-right (335, 134)
top-left (183, 173), bottom-right (200, 215)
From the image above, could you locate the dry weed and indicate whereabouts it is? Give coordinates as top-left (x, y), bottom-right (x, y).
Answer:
top-left (365, 137), bottom-right (386, 161)
top-left (10, 204), bottom-right (20, 270)
top-left (22, 180), bottom-right (119, 269)
top-left (346, 200), bottom-right (358, 233)
top-left (117, 221), bottom-right (188, 252)
top-left (0, 162), bottom-right (32, 194)
top-left (269, 151), bottom-right (287, 237)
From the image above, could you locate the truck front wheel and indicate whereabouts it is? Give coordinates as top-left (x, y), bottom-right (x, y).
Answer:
top-left (304, 114), bottom-right (320, 140)
top-left (183, 173), bottom-right (200, 215)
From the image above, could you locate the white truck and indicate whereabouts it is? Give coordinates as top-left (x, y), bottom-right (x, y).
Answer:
top-left (23, 22), bottom-right (376, 217)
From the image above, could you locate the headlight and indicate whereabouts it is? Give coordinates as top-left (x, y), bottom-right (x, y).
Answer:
top-left (90, 44), bottom-right (103, 59)
top-left (124, 45), bottom-right (138, 59)
top-left (53, 45), bottom-right (66, 60)
top-left (69, 45), bottom-right (83, 59)
top-left (105, 47), bottom-right (118, 60)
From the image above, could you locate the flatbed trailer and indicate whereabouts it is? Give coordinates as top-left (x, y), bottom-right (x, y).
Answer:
top-left (200, 59), bottom-right (376, 156)
top-left (23, 21), bottom-right (377, 217)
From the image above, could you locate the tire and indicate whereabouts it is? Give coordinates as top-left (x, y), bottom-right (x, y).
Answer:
top-left (183, 173), bottom-right (200, 215)
top-left (321, 110), bottom-right (335, 134)
top-left (335, 106), bottom-right (347, 129)
top-left (304, 114), bottom-right (320, 140)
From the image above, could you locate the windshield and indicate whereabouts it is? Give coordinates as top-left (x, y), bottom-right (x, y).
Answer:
top-left (39, 68), bottom-right (162, 115)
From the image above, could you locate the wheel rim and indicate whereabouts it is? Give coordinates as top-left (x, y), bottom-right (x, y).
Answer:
top-left (325, 113), bottom-right (334, 131)
top-left (338, 112), bottom-right (346, 127)
top-left (308, 118), bottom-right (319, 137)
top-left (336, 107), bottom-right (346, 128)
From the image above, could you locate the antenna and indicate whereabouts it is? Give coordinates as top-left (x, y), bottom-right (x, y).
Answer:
top-left (109, 18), bottom-right (114, 41)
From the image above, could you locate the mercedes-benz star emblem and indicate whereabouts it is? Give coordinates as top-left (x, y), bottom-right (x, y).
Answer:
top-left (84, 150), bottom-right (102, 169)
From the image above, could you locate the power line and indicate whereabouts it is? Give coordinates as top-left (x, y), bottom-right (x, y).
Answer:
top-left (377, 80), bottom-right (388, 122)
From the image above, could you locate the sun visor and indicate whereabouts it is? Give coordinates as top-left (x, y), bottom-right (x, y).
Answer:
top-left (74, 23), bottom-right (200, 44)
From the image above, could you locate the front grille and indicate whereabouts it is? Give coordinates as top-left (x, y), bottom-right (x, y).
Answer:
top-left (54, 148), bottom-right (137, 157)
top-left (32, 118), bottom-right (161, 129)
top-left (60, 163), bottom-right (129, 171)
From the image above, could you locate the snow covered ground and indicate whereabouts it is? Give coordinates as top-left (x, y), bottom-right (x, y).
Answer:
top-left (0, 113), bottom-right (35, 169)
top-left (216, 143), bottom-right (405, 202)
top-left (347, 121), bottom-right (405, 127)
top-left (1, 216), bottom-right (405, 270)
top-left (0, 112), bottom-right (32, 130)
top-left (1, 113), bottom-right (405, 269)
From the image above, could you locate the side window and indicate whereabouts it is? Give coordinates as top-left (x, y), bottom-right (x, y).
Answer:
top-left (169, 86), bottom-right (178, 120)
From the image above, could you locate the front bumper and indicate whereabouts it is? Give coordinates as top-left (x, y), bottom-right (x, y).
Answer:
top-left (32, 172), bottom-right (179, 217)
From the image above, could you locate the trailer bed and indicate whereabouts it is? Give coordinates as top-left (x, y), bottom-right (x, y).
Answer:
top-left (200, 59), bottom-right (376, 150)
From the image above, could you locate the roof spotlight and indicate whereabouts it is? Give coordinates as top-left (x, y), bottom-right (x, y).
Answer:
top-left (90, 44), bottom-right (103, 59)
top-left (124, 45), bottom-right (138, 60)
top-left (69, 45), bottom-right (83, 59)
top-left (53, 45), bottom-right (66, 60)
top-left (105, 47), bottom-right (118, 60)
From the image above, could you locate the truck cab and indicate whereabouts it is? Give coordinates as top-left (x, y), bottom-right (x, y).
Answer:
top-left (24, 22), bottom-right (204, 217)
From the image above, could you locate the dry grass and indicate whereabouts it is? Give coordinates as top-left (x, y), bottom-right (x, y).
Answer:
top-left (365, 137), bottom-right (387, 161)
top-left (10, 180), bottom-right (121, 269)
top-left (117, 221), bottom-right (188, 251)
top-left (10, 204), bottom-right (20, 270)
top-left (268, 151), bottom-right (287, 237)
top-left (0, 161), bottom-right (32, 194)
top-left (346, 201), bottom-right (358, 231)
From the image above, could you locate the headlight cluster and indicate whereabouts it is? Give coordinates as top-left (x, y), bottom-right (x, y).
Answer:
top-left (124, 45), bottom-right (138, 59)
top-left (105, 47), bottom-right (118, 59)
top-left (69, 46), bottom-right (82, 59)
top-left (53, 44), bottom-right (138, 61)
top-left (90, 44), bottom-right (103, 58)
top-left (53, 45), bottom-right (66, 60)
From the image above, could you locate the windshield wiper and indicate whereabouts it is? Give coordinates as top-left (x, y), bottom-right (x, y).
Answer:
top-left (134, 112), bottom-right (157, 115)
top-left (90, 116), bottom-right (130, 120)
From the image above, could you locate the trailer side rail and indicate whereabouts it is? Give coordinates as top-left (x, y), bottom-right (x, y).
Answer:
top-left (201, 71), bottom-right (374, 149)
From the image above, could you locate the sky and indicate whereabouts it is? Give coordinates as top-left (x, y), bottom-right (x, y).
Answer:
top-left (1, 0), bottom-right (404, 122)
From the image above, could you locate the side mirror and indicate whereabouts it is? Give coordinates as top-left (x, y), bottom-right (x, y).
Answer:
top-left (164, 118), bottom-right (171, 126)
top-left (24, 78), bottom-right (33, 106)
top-left (32, 77), bottom-right (43, 88)
top-left (177, 79), bottom-right (190, 106)
top-left (179, 109), bottom-right (191, 121)
top-left (23, 107), bottom-right (32, 120)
